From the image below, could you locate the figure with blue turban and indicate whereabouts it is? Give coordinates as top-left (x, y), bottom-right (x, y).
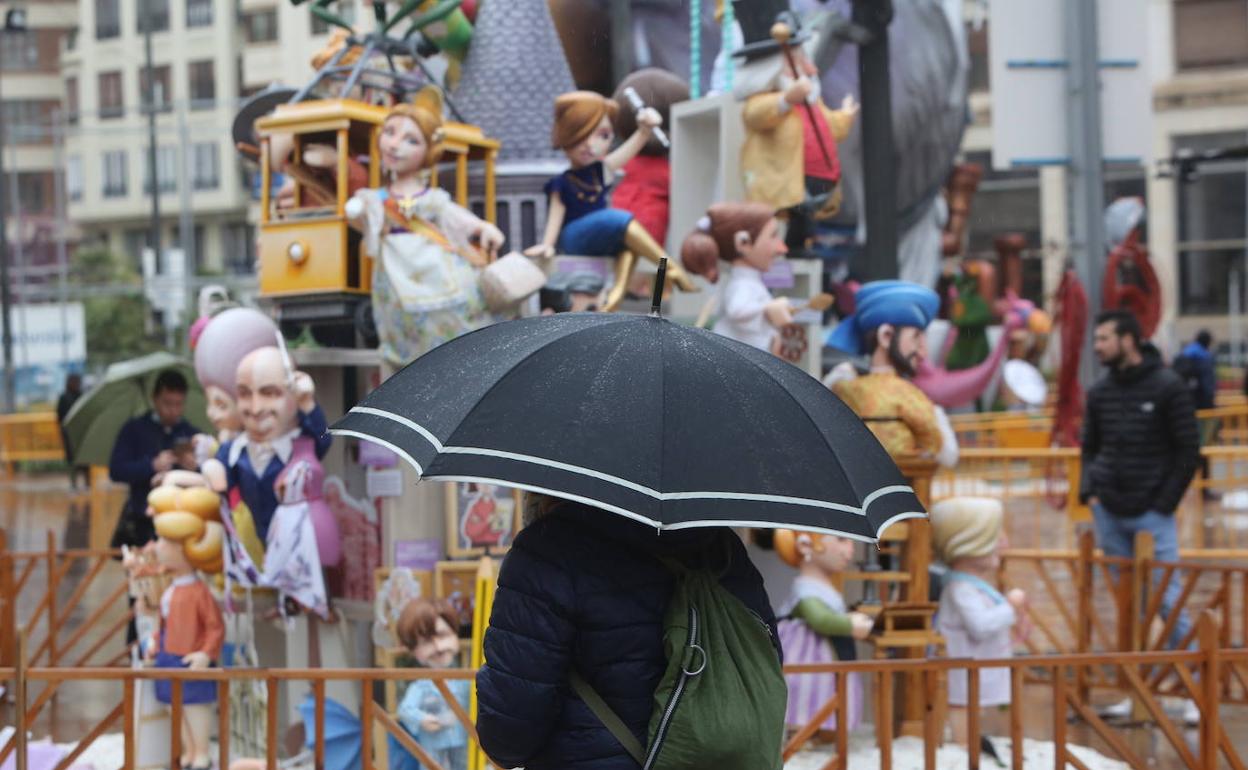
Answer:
top-left (825, 281), bottom-right (955, 465)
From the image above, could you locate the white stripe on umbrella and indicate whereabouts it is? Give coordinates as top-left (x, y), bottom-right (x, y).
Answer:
top-left (338, 405), bottom-right (919, 518)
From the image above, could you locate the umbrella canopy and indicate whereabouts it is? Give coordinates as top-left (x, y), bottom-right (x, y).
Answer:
top-left (62, 352), bottom-right (210, 466)
top-left (331, 313), bottom-right (924, 542)
top-left (298, 696), bottom-right (361, 770)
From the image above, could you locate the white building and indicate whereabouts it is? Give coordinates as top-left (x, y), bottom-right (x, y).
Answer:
top-left (0, 0), bottom-right (77, 301)
top-left (962, 0), bottom-right (1248, 349)
top-left (61, 0), bottom-right (252, 276)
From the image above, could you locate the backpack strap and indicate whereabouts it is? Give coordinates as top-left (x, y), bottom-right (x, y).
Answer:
top-left (569, 671), bottom-right (646, 765)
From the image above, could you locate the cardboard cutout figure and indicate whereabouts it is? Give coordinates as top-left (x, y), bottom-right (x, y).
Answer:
top-left (681, 201), bottom-right (797, 356)
top-left (203, 346), bottom-right (337, 617)
top-left (773, 529), bottom-right (871, 736)
top-left (345, 90), bottom-right (505, 371)
top-left (146, 505), bottom-right (225, 770)
top-left (526, 90), bottom-right (696, 311)
top-left (826, 280), bottom-right (953, 465)
top-left (392, 598), bottom-right (471, 770)
top-left (930, 497), bottom-right (1029, 744)
top-left (732, 3), bottom-right (857, 258)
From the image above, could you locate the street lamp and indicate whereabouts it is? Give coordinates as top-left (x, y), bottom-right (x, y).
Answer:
top-left (0, 3), bottom-right (30, 413)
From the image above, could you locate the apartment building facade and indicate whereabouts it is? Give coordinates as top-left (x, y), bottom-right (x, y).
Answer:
top-left (961, 0), bottom-right (1248, 348)
top-left (61, 0), bottom-right (261, 278)
top-left (0, 0), bottom-right (77, 300)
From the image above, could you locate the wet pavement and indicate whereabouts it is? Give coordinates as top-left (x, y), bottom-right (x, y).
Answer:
top-left (2, 470), bottom-right (1246, 767)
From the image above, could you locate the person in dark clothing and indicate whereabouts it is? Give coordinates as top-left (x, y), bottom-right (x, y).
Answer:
top-left (1176, 329), bottom-right (1217, 410)
top-left (108, 369), bottom-right (198, 549)
top-left (1080, 310), bottom-right (1201, 722)
top-left (56, 373), bottom-right (88, 489)
top-left (475, 496), bottom-right (780, 770)
top-left (1175, 330), bottom-right (1219, 498)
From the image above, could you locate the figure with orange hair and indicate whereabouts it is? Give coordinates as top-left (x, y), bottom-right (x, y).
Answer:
top-left (772, 529), bottom-right (871, 738)
top-left (144, 497), bottom-right (225, 770)
top-left (526, 90), bottom-right (696, 311)
top-left (344, 89), bottom-right (505, 371)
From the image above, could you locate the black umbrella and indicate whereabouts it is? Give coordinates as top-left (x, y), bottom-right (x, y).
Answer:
top-left (331, 300), bottom-right (924, 542)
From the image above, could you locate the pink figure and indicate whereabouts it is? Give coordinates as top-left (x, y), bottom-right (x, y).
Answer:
top-left (276, 438), bottom-right (342, 568)
top-left (324, 476), bottom-right (380, 601)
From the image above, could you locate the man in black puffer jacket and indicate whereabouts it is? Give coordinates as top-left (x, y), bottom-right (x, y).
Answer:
top-left (1081, 310), bottom-right (1200, 654)
top-left (476, 496), bottom-right (780, 769)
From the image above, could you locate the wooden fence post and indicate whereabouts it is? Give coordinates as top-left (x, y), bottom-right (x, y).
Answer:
top-left (1130, 530), bottom-right (1155, 722)
top-left (0, 529), bottom-right (14, 669)
top-left (15, 631), bottom-right (27, 770)
top-left (1076, 529), bottom-right (1095, 704)
top-left (1197, 611), bottom-right (1220, 770)
top-left (45, 530), bottom-right (58, 668)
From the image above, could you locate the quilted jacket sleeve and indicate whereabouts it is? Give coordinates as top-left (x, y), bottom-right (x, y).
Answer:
top-left (475, 524), bottom-right (577, 768)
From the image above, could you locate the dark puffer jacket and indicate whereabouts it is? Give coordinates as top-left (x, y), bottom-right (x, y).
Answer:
top-left (475, 501), bottom-right (779, 770)
top-left (1080, 344), bottom-right (1200, 516)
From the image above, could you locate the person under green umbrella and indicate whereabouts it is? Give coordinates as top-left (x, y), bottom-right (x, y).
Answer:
top-left (108, 369), bottom-right (199, 550)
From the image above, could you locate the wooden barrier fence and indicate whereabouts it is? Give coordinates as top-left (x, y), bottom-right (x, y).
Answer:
top-left (0, 529), bottom-right (129, 671)
top-left (3, 614), bottom-right (1244, 770)
top-left (0, 412), bottom-right (65, 474)
top-left (948, 402), bottom-right (1248, 449)
top-left (1001, 529), bottom-right (1248, 707)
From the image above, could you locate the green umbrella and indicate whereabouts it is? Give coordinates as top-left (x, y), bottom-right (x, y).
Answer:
top-left (62, 352), bottom-right (211, 466)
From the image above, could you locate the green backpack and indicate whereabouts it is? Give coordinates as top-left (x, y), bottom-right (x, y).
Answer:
top-left (571, 562), bottom-right (788, 770)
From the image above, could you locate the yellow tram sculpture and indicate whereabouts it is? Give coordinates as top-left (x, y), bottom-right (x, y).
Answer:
top-left (254, 98), bottom-right (499, 304)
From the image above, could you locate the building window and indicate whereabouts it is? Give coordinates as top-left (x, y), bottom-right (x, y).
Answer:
top-left (103, 150), bottom-right (128, 198)
top-left (186, 0), bottom-right (213, 27)
top-left (0, 30), bottom-right (40, 71)
top-left (243, 9), bottom-right (279, 43)
top-left (123, 228), bottom-right (151, 264)
top-left (967, 23), bottom-right (989, 93)
top-left (67, 156), bottom-right (83, 202)
top-left (98, 71), bottom-right (123, 119)
top-left (1176, 131), bottom-right (1248, 315)
top-left (96, 0), bottom-right (120, 39)
top-left (9, 173), bottom-right (49, 215)
top-left (144, 147), bottom-right (178, 194)
top-left (223, 222), bottom-right (257, 274)
top-left (1175, 0), bottom-right (1248, 70)
top-left (193, 142), bottom-right (220, 190)
top-left (189, 60), bottom-right (215, 109)
top-left (1, 101), bottom-right (53, 144)
top-left (140, 65), bottom-right (173, 114)
top-left (65, 77), bottom-right (79, 125)
top-left (137, 0), bottom-right (170, 34)
top-left (311, 1), bottom-right (356, 35)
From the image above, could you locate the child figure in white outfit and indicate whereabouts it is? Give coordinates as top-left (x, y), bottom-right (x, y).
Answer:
top-left (930, 497), bottom-right (1029, 745)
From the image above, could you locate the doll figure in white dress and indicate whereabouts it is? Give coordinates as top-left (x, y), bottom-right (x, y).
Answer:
top-left (679, 201), bottom-right (795, 355)
top-left (345, 88), bottom-right (505, 372)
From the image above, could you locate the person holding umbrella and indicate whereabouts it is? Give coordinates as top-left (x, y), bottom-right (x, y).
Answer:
top-left (331, 283), bottom-right (928, 769)
top-left (109, 370), bottom-right (199, 549)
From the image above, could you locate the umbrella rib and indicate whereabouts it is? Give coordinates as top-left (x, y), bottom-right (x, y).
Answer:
top-left (427, 472), bottom-right (884, 542)
top-left (347, 408), bottom-right (867, 512)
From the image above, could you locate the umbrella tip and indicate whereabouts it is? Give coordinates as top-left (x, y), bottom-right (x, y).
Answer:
top-left (650, 258), bottom-right (668, 317)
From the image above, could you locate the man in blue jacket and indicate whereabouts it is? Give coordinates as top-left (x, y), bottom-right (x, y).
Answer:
top-left (108, 369), bottom-right (198, 548)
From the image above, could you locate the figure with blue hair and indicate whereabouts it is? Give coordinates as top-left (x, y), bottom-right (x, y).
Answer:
top-left (825, 280), bottom-right (956, 466)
